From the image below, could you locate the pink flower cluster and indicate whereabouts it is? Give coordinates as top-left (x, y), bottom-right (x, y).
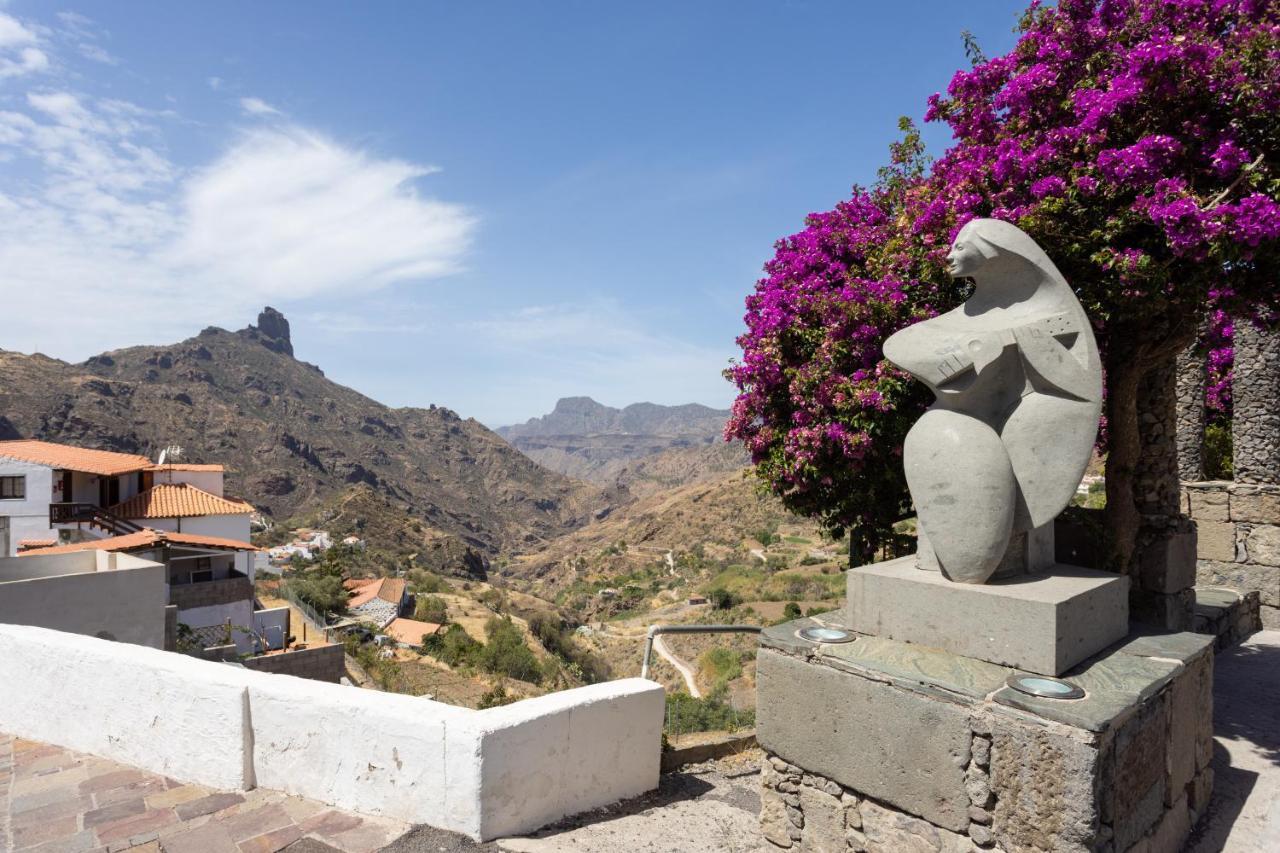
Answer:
top-left (727, 0), bottom-right (1278, 549)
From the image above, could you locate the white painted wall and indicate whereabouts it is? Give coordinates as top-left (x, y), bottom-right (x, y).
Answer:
top-left (0, 623), bottom-right (252, 789)
top-left (152, 469), bottom-right (224, 496)
top-left (0, 458), bottom-right (54, 556)
top-left (471, 680), bottom-right (666, 839)
top-left (0, 553), bottom-right (166, 647)
top-left (251, 607), bottom-right (290, 651)
top-left (0, 624), bottom-right (665, 841)
top-left (146, 513), bottom-right (250, 543)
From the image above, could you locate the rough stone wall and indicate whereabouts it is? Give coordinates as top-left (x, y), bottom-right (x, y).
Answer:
top-left (1231, 320), bottom-right (1280, 484)
top-left (241, 642), bottom-right (345, 683)
top-left (759, 643), bottom-right (1214, 853)
top-left (1185, 480), bottom-right (1280, 630)
top-left (1175, 341), bottom-right (1205, 482)
top-left (1133, 358), bottom-right (1196, 629)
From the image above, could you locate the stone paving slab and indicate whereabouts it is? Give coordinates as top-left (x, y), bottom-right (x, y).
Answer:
top-left (0, 735), bottom-right (409, 853)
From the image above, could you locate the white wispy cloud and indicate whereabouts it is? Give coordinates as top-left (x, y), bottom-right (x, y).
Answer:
top-left (0, 23), bottom-right (475, 359)
top-left (76, 42), bottom-right (117, 65)
top-left (0, 11), bottom-right (48, 78)
top-left (207, 76), bottom-right (223, 90)
top-left (239, 96), bottom-right (280, 116)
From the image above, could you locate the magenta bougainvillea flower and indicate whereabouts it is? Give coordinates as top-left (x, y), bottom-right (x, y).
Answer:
top-left (727, 0), bottom-right (1278, 556)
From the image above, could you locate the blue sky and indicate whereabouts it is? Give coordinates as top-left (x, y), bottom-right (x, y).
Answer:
top-left (0, 1), bottom-right (1026, 426)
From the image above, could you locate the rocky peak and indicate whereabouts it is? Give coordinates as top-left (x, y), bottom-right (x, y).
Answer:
top-left (256, 307), bottom-right (293, 357)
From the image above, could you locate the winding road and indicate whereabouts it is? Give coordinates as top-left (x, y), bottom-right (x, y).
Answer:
top-left (653, 634), bottom-right (701, 698)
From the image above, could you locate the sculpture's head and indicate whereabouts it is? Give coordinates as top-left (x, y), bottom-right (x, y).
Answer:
top-left (947, 218), bottom-right (1054, 282)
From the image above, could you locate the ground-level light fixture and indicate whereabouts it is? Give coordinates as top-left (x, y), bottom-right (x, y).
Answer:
top-left (796, 626), bottom-right (856, 644)
top-left (1005, 674), bottom-right (1085, 700)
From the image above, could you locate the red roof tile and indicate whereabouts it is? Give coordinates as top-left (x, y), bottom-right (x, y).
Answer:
top-left (384, 618), bottom-right (444, 645)
top-left (0, 440), bottom-right (152, 476)
top-left (112, 483), bottom-right (254, 519)
top-left (18, 529), bottom-right (259, 556)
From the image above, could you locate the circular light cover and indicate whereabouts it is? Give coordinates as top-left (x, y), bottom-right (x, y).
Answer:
top-left (796, 626), bottom-right (856, 644)
top-left (1006, 674), bottom-right (1085, 700)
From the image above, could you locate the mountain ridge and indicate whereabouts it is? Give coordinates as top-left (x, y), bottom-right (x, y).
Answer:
top-left (0, 309), bottom-right (618, 568)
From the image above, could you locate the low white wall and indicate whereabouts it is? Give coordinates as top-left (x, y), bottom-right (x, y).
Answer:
top-left (472, 678), bottom-right (666, 839)
top-left (0, 623), bottom-right (251, 789)
top-left (246, 674), bottom-right (480, 832)
top-left (251, 606), bottom-right (290, 651)
top-left (0, 623), bottom-right (665, 841)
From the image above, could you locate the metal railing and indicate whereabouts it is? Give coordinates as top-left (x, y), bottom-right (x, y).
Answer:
top-left (276, 584), bottom-right (331, 637)
top-left (640, 623), bottom-right (762, 680)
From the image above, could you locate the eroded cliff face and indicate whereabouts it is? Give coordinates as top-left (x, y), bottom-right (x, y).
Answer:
top-left (496, 397), bottom-right (742, 489)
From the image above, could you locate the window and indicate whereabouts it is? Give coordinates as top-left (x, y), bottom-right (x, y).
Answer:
top-left (0, 476), bottom-right (25, 500)
top-left (191, 557), bottom-right (213, 584)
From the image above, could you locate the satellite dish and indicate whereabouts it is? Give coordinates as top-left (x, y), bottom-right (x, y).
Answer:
top-left (157, 445), bottom-right (184, 465)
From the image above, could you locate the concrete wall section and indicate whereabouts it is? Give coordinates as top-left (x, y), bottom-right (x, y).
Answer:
top-left (246, 673), bottom-right (480, 833)
top-left (241, 644), bottom-right (345, 682)
top-left (0, 557), bottom-right (167, 647)
top-left (0, 623), bottom-right (251, 789)
top-left (473, 678), bottom-right (665, 839)
top-left (251, 606), bottom-right (290, 651)
top-left (177, 599), bottom-right (256, 652)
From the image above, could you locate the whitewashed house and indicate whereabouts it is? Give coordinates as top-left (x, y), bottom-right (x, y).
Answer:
top-left (1, 440), bottom-right (276, 653)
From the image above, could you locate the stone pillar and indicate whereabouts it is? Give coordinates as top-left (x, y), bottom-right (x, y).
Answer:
top-left (1134, 357), bottom-right (1196, 628)
top-left (1232, 319), bottom-right (1280, 484)
top-left (1176, 339), bottom-right (1206, 482)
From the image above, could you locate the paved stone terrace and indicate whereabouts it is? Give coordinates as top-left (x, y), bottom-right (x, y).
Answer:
top-left (0, 735), bottom-right (408, 853)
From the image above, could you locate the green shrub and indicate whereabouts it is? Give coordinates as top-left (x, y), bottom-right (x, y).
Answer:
top-left (478, 588), bottom-right (506, 612)
top-left (414, 595), bottom-right (449, 624)
top-left (410, 571), bottom-right (448, 594)
top-left (1205, 423), bottom-right (1233, 480)
top-left (664, 692), bottom-right (755, 735)
top-left (699, 647), bottom-right (743, 687)
top-left (421, 623), bottom-right (483, 668)
top-left (286, 574), bottom-right (348, 615)
top-left (477, 683), bottom-right (518, 709)
top-left (783, 601), bottom-right (802, 620)
top-left (480, 617), bottom-right (542, 684)
top-left (708, 588), bottom-right (742, 610)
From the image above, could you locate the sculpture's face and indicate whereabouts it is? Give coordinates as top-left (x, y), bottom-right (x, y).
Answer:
top-left (946, 236), bottom-right (985, 278)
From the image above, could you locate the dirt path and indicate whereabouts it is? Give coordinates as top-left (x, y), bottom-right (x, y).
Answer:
top-left (654, 634), bottom-right (701, 698)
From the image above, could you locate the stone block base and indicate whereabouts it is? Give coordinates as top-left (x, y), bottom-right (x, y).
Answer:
top-left (846, 557), bottom-right (1129, 675)
top-left (757, 617), bottom-right (1214, 853)
top-left (1192, 586), bottom-right (1262, 649)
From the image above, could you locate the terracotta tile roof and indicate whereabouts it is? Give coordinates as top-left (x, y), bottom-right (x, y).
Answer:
top-left (17, 529), bottom-right (259, 556)
top-left (111, 483), bottom-right (254, 519)
top-left (346, 577), bottom-right (407, 609)
top-left (378, 578), bottom-right (407, 604)
top-left (0, 440), bottom-right (152, 476)
top-left (17, 539), bottom-right (57, 549)
top-left (145, 463), bottom-right (225, 472)
top-left (384, 618), bottom-right (444, 645)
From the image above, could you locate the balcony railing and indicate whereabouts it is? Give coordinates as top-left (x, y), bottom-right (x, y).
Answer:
top-left (49, 503), bottom-right (144, 536)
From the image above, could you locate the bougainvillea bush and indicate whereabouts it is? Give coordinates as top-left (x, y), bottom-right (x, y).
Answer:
top-left (727, 0), bottom-right (1279, 566)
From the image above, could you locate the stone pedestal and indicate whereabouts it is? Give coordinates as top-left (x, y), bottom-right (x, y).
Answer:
top-left (847, 557), bottom-right (1129, 676)
top-left (756, 615), bottom-right (1214, 853)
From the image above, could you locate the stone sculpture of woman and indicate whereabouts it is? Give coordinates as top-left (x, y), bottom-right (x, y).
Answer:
top-left (883, 219), bottom-right (1103, 584)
